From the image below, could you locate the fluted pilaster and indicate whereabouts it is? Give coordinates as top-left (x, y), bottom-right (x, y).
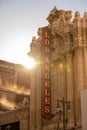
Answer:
top-left (66, 52), bottom-right (74, 127)
top-left (30, 68), bottom-right (37, 130)
top-left (36, 65), bottom-right (42, 130)
top-left (73, 48), bottom-right (84, 124)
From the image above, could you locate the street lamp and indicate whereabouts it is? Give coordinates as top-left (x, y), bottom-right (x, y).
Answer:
top-left (56, 97), bottom-right (71, 130)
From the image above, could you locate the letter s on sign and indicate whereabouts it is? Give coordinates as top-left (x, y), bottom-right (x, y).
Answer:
top-left (44, 106), bottom-right (50, 113)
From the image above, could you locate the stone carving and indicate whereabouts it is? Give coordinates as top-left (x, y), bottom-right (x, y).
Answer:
top-left (32, 36), bottom-right (37, 44)
top-left (29, 28), bottom-right (43, 57)
top-left (37, 27), bottom-right (42, 36)
top-left (65, 11), bottom-right (72, 24)
top-left (74, 11), bottom-right (80, 19)
top-left (47, 7), bottom-right (72, 36)
top-left (83, 12), bottom-right (87, 19)
top-left (29, 36), bottom-right (37, 55)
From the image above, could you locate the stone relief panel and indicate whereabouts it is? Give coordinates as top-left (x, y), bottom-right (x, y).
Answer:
top-left (50, 34), bottom-right (65, 61)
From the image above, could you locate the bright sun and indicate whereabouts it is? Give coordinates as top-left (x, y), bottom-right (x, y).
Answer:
top-left (21, 55), bottom-right (36, 69)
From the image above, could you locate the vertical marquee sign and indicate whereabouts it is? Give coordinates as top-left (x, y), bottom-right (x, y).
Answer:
top-left (42, 26), bottom-right (51, 119)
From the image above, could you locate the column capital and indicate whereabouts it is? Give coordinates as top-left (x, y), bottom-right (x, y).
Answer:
top-left (73, 44), bottom-right (83, 56)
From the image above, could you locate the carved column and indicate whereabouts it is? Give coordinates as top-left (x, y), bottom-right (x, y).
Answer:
top-left (73, 48), bottom-right (84, 125)
top-left (66, 52), bottom-right (74, 126)
top-left (82, 18), bottom-right (87, 88)
top-left (52, 66), bottom-right (59, 113)
top-left (30, 68), bottom-right (37, 130)
top-left (36, 63), bottom-right (42, 130)
top-left (72, 12), bottom-right (84, 125)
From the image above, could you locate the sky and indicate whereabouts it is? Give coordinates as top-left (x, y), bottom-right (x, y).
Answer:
top-left (0, 0), bottom-right (87, 67)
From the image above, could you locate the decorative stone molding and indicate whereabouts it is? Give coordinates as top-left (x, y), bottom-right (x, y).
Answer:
top-left (47, 7), bottom-right (72, 37)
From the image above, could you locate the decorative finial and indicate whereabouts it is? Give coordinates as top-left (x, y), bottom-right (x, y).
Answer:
top-left (37, 28), bottom-right (42, 36)
top-left (32, 36), bottom-right (36, 44)
top-left (65, 11), bottom-right (72, 23)
top-left (74, 11), bottom-right (80, 19)
top-left (83, 12), bottom-right (87, 19)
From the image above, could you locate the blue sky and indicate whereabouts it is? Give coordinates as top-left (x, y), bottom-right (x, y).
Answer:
top-left (0, 0), bottom-right (87, 66)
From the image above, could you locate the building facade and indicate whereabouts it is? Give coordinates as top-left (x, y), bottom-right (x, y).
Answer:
top-left (29, 7), bottom-right (87, 130)
top-left (0, 60), bottom-right (30, 130)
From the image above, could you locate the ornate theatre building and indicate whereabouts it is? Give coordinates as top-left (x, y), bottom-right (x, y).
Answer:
top-left (29, 7), bottom-right (87, 130)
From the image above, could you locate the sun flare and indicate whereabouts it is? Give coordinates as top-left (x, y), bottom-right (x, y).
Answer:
top-left (21, 55), bottom-right (36, 69)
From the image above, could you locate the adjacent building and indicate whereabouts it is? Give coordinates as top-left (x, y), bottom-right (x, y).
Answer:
top-left (0, 60), bottom-right (30, 130)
